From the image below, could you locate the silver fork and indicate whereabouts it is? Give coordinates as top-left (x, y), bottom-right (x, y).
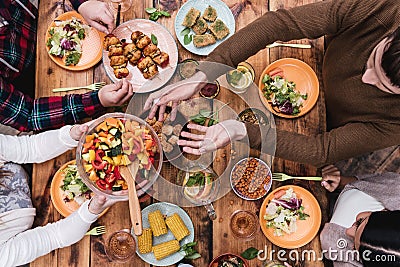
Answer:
top-left (52, 82), bottom-right (106, 92)
top-left (272, 173), bottom-right (322, 182)
top-left (85, 225), bottom-right (106, 236)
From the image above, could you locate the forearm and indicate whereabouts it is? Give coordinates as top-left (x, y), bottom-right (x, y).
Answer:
top-left (0, 79), bottom-right (105, 131)
top-left (0, 125), bottom-right (77, 163)
top-left (204, 1), bottom-right (337, 69)
top-left (245, 121), bottom-right (400, 168)
top-left (1, 201), bottom-right (98, 266)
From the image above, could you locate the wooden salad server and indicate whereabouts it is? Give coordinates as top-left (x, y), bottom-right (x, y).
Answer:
top-left (119, 161), bottom-right (142, 236)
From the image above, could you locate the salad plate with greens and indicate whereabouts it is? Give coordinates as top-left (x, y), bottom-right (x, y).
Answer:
top-left (259, 185), bottom-right (321, 249)
top-left (258, 58), bottom-right (319, 118)
top-left (45, 11), bottom-right (103, 71)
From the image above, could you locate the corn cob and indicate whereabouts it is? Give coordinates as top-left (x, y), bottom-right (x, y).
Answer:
top-left (137, 228), bottom-right (153, 254)
top-left (148, 209), bottom-right (168, 236)
top-left (152, 239), bottom-right (180, 260)
top-left (165, 213), bottom-right (190, 241)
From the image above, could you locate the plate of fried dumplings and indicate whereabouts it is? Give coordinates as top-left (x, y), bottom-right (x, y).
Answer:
top-left (174, 0), bottom-right (235, 56)
top-left (133, 202), bottom-right (195, 266)
top-left (103, 19), bottom-right (178, 93)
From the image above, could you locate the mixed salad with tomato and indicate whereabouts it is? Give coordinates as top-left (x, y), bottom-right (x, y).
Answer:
top-left (264, 187), bottom-right (309, 236)
top-left (47, 17), bottom-right (89, 66)
top-left (81, 117), bottom-right (158, 192)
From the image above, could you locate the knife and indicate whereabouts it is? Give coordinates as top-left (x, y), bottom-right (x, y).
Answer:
top-left (116, 3), bottom-right (121, 27)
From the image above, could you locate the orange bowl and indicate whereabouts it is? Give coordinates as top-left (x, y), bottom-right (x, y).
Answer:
top-left (258, 58), bottom-right (319, 118)
top-left (259, 185), bottom-right (322, 249)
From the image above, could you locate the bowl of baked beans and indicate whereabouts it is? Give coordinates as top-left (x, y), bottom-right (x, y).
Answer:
top-left (230, 157), bottom-right (272, 200)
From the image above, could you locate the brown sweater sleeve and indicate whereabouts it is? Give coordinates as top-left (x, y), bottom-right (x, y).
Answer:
top-left (245, 121), bottom-right (400, 168)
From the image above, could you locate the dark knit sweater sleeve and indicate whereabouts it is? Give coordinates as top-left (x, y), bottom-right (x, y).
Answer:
top-left (246, 121), bottom-right (400, 168)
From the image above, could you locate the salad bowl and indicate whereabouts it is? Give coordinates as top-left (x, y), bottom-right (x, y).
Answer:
top-left (258, 58), bottom-right (319, 118)
top-left (259, 185), bottom-right (321, 249)
top-left (76, 113), bottom-right (163, 201)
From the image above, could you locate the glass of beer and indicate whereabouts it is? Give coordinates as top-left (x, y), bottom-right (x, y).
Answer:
top-left (105, 229), bottom-right (136, 262)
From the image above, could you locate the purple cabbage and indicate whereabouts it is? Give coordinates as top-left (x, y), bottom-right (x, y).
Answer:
top-left (63, 24), bottom-right (74, 32)
top-left (278, 100), bottom-right (294, 115)
top-left (61, 38), bottom-right (76, 50)
top-left (271, 197), bottom-right (302, 210)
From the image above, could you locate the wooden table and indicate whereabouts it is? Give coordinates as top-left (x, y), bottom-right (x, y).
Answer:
top-left (32, 0), bottom-right (328, 266)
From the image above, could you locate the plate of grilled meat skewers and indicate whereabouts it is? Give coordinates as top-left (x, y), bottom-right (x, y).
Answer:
top-left (103, 19), bottom-right (178, 93)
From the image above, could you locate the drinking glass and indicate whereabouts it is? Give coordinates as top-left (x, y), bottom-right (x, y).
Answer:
top-left (105, 229), bottom-right (136, 262)
top-left (180, 165), bottom-right (220, 220)
top-left (107, 0), bottom-right (132, 13)
top-left (229, 210), bottom-right (259, 240)
top-left (226, 61), bottom-right (255, 94)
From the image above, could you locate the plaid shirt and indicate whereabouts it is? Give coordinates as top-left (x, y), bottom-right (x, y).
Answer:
top-left (0, 0), bottom-right (106, 132)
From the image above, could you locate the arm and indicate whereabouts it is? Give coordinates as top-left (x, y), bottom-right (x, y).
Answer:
top-left (201, 0), bottom-right (375, 79)
top-left (1, 201), bottom-right (97, 266)
top-left (247, 120), bottom-right (400, 167)
top-left (0, 79), bottom-right (105, 132)
top-left (0, 125), bottom-right (77, 164)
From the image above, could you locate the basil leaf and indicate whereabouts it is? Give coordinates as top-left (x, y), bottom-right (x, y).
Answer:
top-left (151, 34), bottom-right (158, 45)
top-left (184, 34), bottom-right (192, 45)
top-left (180, 27), bottom-right (191, 36)
top-left (160, 10), bottom-right (171, 17)
top-left (241, 247), bottom-right (259, 260)
top-left (145, 7), bottom-right (157, 14)
top-left (185, 252), bottom-right (201, 260)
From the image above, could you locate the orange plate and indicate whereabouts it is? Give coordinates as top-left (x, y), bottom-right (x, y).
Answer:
top-left (45, 11), bottom-right (104, 71)
top-left (50, 160), bottom-right (108, 217)
top-left (258, 58), bottom-right (319, 118)
top-left (259, 185), bottom-right (322, 249)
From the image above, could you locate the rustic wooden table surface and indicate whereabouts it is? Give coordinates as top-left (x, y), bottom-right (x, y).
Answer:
top-left (31, 0), bottom-right (328, 266)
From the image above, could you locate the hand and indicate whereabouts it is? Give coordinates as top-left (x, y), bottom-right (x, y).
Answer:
top-left (321, 165), bottom-right (341, 192)
top-left (143, 71), bottom-right (208, 121)
top-left (70, 124), bottom-right (89, 141)
top-left (177, 120), bottom-right (247, 155)
top-left (98, 79), bottom-right (134, 107)
top-left (88, 195), bottom-right (123, 215)
top-left (78, 1), bottom-right (115, 34)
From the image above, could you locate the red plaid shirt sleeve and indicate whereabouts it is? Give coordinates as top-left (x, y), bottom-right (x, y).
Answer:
top-left (0, 77), bottom-right (106, 132)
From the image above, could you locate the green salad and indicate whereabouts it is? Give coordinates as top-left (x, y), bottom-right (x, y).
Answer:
top-left (61, 164), bottom-right (91, 205)
top-left (46, 17), bottom-right (89, 66)
top-left (264, 188), bottom-right (309, 236)
top-left (261, 74), bottom-right (307, 115)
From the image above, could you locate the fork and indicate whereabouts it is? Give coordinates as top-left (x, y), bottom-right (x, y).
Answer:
top-left (272, 173), bottom-right (322, 182)
top-left (266, 42), bottom-right (311, 49)
top-left (85, 225), bottom-right (106, 236)
top-left (52, 82), bottom-right (106, 92)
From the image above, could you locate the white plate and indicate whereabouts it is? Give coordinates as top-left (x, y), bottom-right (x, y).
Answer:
top-left (133, 202), bottom-right (195, 266)
top-left (103, 19), bottom-right (178, 93)
top-left (174, 0), bottom-right (235, 56)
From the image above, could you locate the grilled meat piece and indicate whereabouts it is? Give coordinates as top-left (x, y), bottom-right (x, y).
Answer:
top-left (193, 34), bottom-right (216, 47)
top-left (192, 17), bottom-right (208, 35)
top-left (209, 19), bottom-right (230, 40)
top-left (202, 5), bottom-right (217, 22)
top-left (123, 43), bottom-right (142, 65)
top-left (182, 7), bottom-right (201, 28)
top-left (113, 67), bottom-right (129, 79)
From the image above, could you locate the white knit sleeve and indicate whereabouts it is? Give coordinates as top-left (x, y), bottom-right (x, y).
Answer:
top-left (0, 125), bottom-right (78, 164)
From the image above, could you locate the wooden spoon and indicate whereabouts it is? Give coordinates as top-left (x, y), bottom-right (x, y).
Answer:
top-left (119, 161), bottom-right (142, 236)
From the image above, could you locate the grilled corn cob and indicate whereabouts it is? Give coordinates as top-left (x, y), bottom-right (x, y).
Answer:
top-left (137, 228), bottom-right (153, 254)
top-left (152, 239), bottom-right (180, 260)
top-left (148, 210), bottom-right (168, 236)
top-left (165, 213), bottom-right (190, 241)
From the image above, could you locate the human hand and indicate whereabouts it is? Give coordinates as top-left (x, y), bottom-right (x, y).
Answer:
top-left (321, 165), bottom-right (341, 192)
top-left (88, 195), bottom-right (123, 215)
top-left (78, 1), bottom-right (114, 34)
top-left (177, 120), bottom-right (247, 155)
top-left (98, 79), bottom-right (134, 107)
top-left (70, 124), bottom-right (89, 141)
top-left (143, 71), bottom-right (208, 121)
